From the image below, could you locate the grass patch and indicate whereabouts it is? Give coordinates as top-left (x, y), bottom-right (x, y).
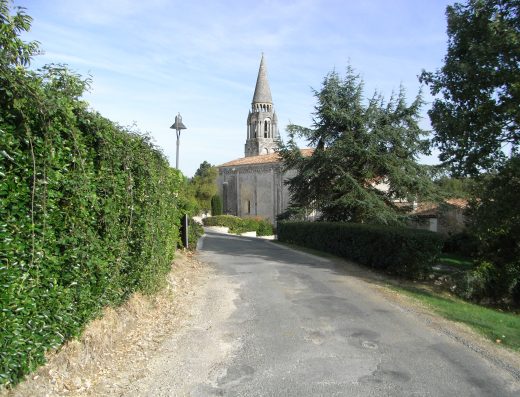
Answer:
top-left (390, 285), bottom-right (520, 351)
top-left (438, 253), bottom-right (475, 271)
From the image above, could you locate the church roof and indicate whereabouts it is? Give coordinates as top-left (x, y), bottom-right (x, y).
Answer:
top-left (252, 54), bottom-right (273, 104)
top-left (219, 148), bottom-right (313, 167)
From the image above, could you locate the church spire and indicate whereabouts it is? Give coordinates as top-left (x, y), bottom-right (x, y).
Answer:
top-left (252, 53), bottom-right (272, 105)
top-left (245, 54), bottom-right (279, 157)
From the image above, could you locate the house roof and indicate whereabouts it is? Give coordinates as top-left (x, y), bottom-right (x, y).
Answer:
top-left (412, 198), bottom-right (468, 217)
top-left (219, 148), bottom-right (313, 167)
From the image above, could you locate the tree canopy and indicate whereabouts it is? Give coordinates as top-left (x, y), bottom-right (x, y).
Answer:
top-left (190, 161), bottom-right (218, 213)
top-left (278, 66), bottom-right (435, 224)
top-left (420, 0), bottom-right (520, 176)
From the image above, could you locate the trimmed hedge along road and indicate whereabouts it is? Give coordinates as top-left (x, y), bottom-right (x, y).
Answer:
top-left (277, 222), bottom-right (444, 279)
top-left (1, 66), bottom-right (184, 386)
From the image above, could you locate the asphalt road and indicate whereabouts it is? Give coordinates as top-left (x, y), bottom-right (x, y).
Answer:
top-left (194, 230), bottom-right (520, 397)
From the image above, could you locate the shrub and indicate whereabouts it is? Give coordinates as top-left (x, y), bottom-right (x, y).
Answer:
top-left (211, 195), bottom-right (223, 216)
top-left (277, 222), bottom-right (443, 279)
top-left (202, 215), bottom-right (274, 236)
top-left (202, 215), bottom-right (241, 229)
top-left (186, 218), bottom-right (204, 250)
top-left (443, 232), bottom-right (479, 257)
top-left (255, 218), bottom-right (276, 236)
top-left (452, 261), bottom-right (520, 307)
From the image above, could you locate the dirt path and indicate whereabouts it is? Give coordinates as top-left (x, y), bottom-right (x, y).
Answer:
top-left (5, 252), bottom-right (239, 397)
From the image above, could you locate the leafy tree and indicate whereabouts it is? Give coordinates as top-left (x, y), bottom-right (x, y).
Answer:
top-left (194, 160), bottom-right (213, 177)
top-left (467, 156), bottom-right (520, 266)
top-left (465, 156), bottom-right (520, 305)
top-left (190, 161), bottom-right (217, 213)
top-left (420, 0), bottom-right (520, 176)
top-left (278, 66), bottom-right (435, 224)
top-left (421, 1), bottom-right (520, 305)
top-left (434, 176), bottom-right (476, 198)
top-left (0, 0), bottom-right (39, 70)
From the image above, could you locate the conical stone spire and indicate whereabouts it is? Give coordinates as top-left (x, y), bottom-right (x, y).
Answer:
top-left (252, 53), bottom-right (272, 104)
top-left (245, 54), bottom-right (279, 157)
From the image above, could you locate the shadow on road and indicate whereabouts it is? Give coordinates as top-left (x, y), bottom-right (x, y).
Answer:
top-left (198, 230), bottom-right (395, 289)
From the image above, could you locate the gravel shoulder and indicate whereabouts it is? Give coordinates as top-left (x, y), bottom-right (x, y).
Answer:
top-left (3, 251), bottom-right (238, 397)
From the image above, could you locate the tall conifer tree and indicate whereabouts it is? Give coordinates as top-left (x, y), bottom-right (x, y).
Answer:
top-left (278, 67), bottom-right (435, 224)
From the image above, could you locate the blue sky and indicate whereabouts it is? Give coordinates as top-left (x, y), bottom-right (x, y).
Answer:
top-left (20, 0), bottom-right (453, 177)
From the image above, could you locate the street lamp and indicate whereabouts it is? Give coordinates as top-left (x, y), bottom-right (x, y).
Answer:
top-left (170, 112), bottom-right (187, 169)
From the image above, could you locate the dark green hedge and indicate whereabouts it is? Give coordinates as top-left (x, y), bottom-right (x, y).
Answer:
top-left (202, 215), bottom-right (274, 236)
top-left (0, 65), bottom-right (183, 386)
top-left (277, 222), bottom-right (443, 278)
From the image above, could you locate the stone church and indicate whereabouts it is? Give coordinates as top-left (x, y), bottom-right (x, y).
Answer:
top-left (217, 55), bottom-right (309, 223)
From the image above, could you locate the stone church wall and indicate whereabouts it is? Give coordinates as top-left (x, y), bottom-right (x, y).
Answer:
top-left (217, 163), bottom-right (293, 224)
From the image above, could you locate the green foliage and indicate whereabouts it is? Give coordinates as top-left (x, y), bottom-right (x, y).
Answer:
top-left (443, 232), bottom-right (480, 257)
top-left (0, 2), bottom-right (182, 385)
top-left (186, 218), bottom-right (204, 251)
top-left (194, 160), bottom-right (212, 177)
top-left (211, 194), bottom-right (223, 216)
top-left (202, 215), bottom-right (274, 236)
top-left (448, 156), bottom-right (520, 306)
top-left (278, 65), bottom-right (435, 224)
top-left (190, 161), bottom-right (217, 213)
top-left (434, 176), bottom-right (476, 199)
top-left (420, 0), bottom-right (520, 175)
top-left (452, 261), bottom-right (520, 307)
top-left (421, 0), bottom-right (520, 304)
top-left (202, 215), bottom-right (239, 228)
top-left (467, 156), bottom-right (520, 267)
top-left (277, 222), bottom-right (443, 279)
top-left (0, 0), bottom-right (39, 69)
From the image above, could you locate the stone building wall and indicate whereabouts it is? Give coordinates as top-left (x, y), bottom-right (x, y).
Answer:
top-left (217, 163), bottom-right (293, 223)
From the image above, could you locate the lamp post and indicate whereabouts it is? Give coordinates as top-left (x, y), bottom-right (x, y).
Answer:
top-left (170, 112), bottom-right (187, 169)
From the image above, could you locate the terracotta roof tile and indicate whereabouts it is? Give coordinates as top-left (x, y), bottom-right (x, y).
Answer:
top-left (219, 148), bottom-right (313, 167)
top-left (412, 198), bottom-right (468, 217)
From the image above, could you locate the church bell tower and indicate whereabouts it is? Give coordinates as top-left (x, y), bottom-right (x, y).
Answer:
top-left (245, 54), bottom-right (279, 157)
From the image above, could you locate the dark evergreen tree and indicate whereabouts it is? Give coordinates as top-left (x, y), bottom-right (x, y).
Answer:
top-left (211, 194), bottom-right (223, 216)
top-left (278, 66), bottom-right (435, 224)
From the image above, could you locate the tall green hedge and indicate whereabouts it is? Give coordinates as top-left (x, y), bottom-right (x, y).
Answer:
top-left (0, 64), bottom-right (183, 386)
top-left (277, 222), bottom-right (443, 278)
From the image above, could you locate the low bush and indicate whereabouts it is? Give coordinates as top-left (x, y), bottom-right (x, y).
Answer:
top-left (277, 222), bottom-right (443, 279)
top-left (451, 261), bottom-right (520, 307)
top-left (202, 215), bottom-right (274, 236)
top-left (443, 232), bottom-right (479, 257)
top-left (186, 218), bottom-right (204, 250)
top-left (202, 215), bottom-right (240, 229)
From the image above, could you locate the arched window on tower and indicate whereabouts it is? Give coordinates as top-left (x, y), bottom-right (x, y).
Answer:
top-left (264, 120), bottom-right (268, 138)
